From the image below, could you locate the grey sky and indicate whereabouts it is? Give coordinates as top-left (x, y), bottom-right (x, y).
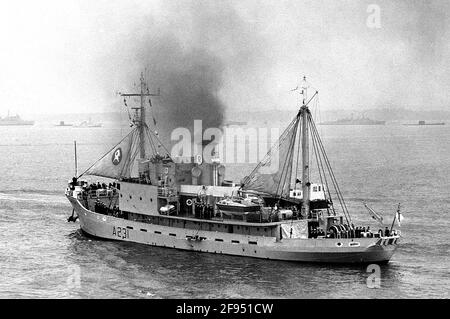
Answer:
top-left (0, 0), bottom-right (448, 116)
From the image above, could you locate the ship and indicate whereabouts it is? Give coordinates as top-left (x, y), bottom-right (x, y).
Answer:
top-left (65, 74), bottom-right (400, 263)
top-left (55, 121), bottom-right (73, 127)
top-left (74, 118), bottom-right (102, 128)
top-left (224, 120), bottom-right (248, 126)
top-left (0, 111), bottom-right (34, 126)
top-left (403, 121), bottom-right (445, 126)
top-left (319, 115), bottom-right (385, 125)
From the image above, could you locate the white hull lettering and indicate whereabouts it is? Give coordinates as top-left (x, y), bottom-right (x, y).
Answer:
top-left (112, 226), bottom-right (129, 239)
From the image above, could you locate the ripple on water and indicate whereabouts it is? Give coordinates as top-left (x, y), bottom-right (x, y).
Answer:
top-left (1, 126), bottom-right (449, 298)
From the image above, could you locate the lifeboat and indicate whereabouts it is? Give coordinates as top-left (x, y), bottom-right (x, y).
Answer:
top-left (216, 197), bottom-right (261, 215)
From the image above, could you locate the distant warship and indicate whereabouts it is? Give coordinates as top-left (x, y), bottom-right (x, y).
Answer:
top-left (0, 111), bottom-right (34, 126)
top-left (74, 118), bottom-right (102, 128)
top-left (55, 121), bottom-right (73, 127)
top-left (319, 115), bottom-right (385, 125)
top-left (403, 121), bottom-right (445, 126)
top-left (224, 120), bottom-right (248, 126)
top-left (65, 74), bottom-right (400, 263)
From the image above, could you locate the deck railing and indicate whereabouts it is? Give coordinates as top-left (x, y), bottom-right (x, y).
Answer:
top-left (87, 189), bottom-right (115, 198)
top-left (158, 187), bottom-right (178, 197)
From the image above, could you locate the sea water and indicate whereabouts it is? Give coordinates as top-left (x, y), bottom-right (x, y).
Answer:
top-left (0, 122), bottom-right (449, 298)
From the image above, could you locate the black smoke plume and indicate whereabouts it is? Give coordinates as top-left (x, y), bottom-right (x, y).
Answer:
top-left (141, 36), bottom-right (225, 138)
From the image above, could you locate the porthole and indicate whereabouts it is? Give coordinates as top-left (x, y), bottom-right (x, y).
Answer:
top-left (140, 197), bottom-right (142, 200)
top-left (129, 195), bottom-right (132, 199)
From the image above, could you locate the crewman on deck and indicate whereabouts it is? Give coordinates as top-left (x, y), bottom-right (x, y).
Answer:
top-left (384, 227), bottom-right (390, 237)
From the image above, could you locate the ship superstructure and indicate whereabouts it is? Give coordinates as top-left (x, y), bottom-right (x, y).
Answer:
top-left (66, 74), bottom-right (400, 263)
top-left (0, 111), bottom-right (34, 126)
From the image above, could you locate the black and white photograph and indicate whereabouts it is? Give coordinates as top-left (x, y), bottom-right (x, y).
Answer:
top-left (0, 0), bottom-right (448, 306)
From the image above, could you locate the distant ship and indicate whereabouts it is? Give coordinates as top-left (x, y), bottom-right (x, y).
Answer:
top-left (224, 120), bottom-right (248, 126)
top-left (74, 118), bottom-right (102, 128)
top-left (55, 121), bottom-right (73, 127)
top-left (319, 116), bottom-right (385, 125)
top-left (403, 121), bottom-right (445, 126)
top-left (0, 112), bottom-right (34, 126)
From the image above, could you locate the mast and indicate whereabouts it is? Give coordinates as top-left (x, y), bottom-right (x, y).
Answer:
top-left (139, 73), bottom-right (146, 159)
top-left (301, 76), bottom-right (310, 217)
top-left (74, 140), bottom-right (78, 177)
top-left (120, 72), bottom-right (160, 160)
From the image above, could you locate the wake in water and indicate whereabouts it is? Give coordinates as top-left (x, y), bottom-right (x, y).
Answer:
top-left (0, 189), bottom-right (71, 222)
top-left (0, 189), bottom-right (67, 204)
top-left (0, 188), bottom-right (63, 196)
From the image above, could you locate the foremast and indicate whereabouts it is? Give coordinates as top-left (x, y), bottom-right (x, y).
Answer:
top-left (119, 72), bottom-right (160, 160)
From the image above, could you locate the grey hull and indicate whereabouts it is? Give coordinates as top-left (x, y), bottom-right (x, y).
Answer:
top-left (68, 196), bottom-right (398, 264)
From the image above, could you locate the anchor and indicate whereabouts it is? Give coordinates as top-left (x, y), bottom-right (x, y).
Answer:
top-left (67, 209), bottom-right (79, 223)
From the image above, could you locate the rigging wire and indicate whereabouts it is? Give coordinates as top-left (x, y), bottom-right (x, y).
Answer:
top-left (274, 115), bottom-right (300, 202)
top-left (293, 116), bottom-right (302, 191)
top-left (308, 113), bottom-right (352, 224)
top-left (123, 97), bottom-right (133, 125)
top-left (310, 117), bottom-right (335, 216)
top-left (309, 116), bottom-right (349, 223)
top-left (151, 128), bottom-right (172, 158)
top-left (144, 124), bottom-right (158, 155)
top-left (119, 129), bottom-right (138, 178)
top-left (241, 112), bottom-right (299, 189)
top-left (238, 89), bottom-right (351, 225)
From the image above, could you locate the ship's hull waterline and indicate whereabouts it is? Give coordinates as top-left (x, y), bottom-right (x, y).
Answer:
top-left (68, 196), bottom-right (398, 264)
